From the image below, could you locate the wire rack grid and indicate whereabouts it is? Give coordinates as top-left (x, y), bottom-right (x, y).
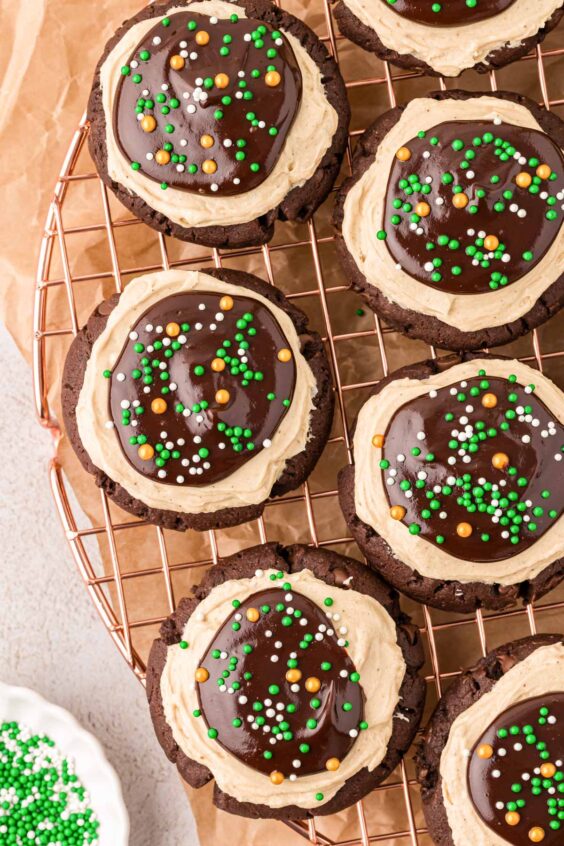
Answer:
top-left (32, 3), bottom-right (564, 844)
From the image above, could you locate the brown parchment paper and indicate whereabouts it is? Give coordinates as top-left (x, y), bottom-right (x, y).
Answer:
top-left (1, 1), bottom-right (563, 844)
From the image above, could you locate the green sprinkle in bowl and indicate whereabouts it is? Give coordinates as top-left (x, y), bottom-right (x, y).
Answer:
top-left (0, 681), bottom-right (129, 845)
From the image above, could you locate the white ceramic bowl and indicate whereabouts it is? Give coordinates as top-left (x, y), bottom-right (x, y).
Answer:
top-left (0, 681), bottom-right (129, 845)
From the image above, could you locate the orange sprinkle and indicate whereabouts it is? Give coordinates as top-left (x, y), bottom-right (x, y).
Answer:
top-left (286, 669), bottom-right (302, 684)
top-left (325, 758), bottom-right (340, 771)
top-left (141, 115), bottom-right (156, 133)
top-left (304, 677), bottom-right (321, 693)
top-left (528, 828), bottom-right (545, 843)
top-left (371, 434), bottom-right (385, 448)
top-left (219, 295), bottom-right (234, 311)
top-left (452, 192), bottom-right (469, 209)
top-left (396, 146), bottom-right (411, 162)
top-left (202, 159), bottom-right (217, 175)
top-left (215, 389), bottom-right (230, 405)
top-left (540, 763), bottom-right (556, 778)
top-left (151, 398), bottom-right (167, 414)
top-left (516, 172), bottom-right (532, 189)
top-left (456, 522), bottom-right (473, 538)
top-left (270, 771), bottom-right (285, 785)
top-left (166, 322), bottom-right (180, 337)
top-left (214, 73), bottom-right (230, 89)
top-left (195, 667), bottom-right (209, 683)
top-left (211, 358), bottom-right (226, 372)
top-left (477, 744), bottom-right (494, 759)
top-left (484, 235), bottom-right (500, 252)
top-left (492, 452), bottom-right (509, 470)
top-left (200, 134), bottom-right (214, 149)
top-left (481, 392), bottom-right (498, 408)
top-left (277, 348), bottom-right (292, 363)
top-left (265, 70), bottom-right (281, 87)
top-left (505, 812), bottom-right (520, 826)
top-left (137, 444), bottom-right (154, 461)
top-left (195, 30), bottom-right (210, 45)
top-left (170, 54), bottom-right (185, 70)
top-left (415, 202), bottom-right (431, 217)
top-left (246, 608), bottom-right (260, 623)
top-left (155, 149), bottom-right (171, 166)
top-left (390, 505), bottom-right (406, 521)
top-left (536, 164), bottom-right (552, 180)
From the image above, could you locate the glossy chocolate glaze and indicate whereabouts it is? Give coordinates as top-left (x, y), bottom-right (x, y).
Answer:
top-left (381, 0), bottom-right (517, 26)
top-left (468, 693), bottom-right (564, 845)
top-left (380, 370), bottom-right (563, 562)
top-left (109, 291), bottom-right (296, 486)
top-left (114, 11), bottom-right (302, 195)
top-left (383, 120), bottom-right (563, 294)
top-left (196, 586), bottom-right (365, 777)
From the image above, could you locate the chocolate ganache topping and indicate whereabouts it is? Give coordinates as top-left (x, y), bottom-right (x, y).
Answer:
top-left (193, 576), bottom-right (365, 781)
top-left (107, 290), bottom-right (297, 487)
top-left (114, 11), bottom-right (302, 196)
top-left (381, 120), bottom-right (563, 294)
top-left (380, 0), bottom-right (517, 26)
top-left (373, 366), bottom-right (563, 562)
top-left (467, 693), bottom-right (564, 845)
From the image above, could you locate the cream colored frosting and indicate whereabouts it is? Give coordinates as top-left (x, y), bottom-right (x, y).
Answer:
top-left (99, 1), bottom-right (338, 228)
top-left (353, 358), bottom-right (564, 586)
top-left (340, 0), bottom-right (562, 76)
top-left (160, 567), bottom-right (407, 809)
top-left (440, 641), bottom-right (564, 845)
top-left (75, 269), bottom-right (318, 513)
top-left (342, 96), bottom-right (564, 333)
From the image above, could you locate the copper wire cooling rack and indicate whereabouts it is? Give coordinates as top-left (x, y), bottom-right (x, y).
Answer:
top-left (33, 3), bottom-right (564, 844)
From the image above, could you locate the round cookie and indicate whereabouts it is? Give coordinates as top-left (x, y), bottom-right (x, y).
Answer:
top-left (338, 353), bottom-right (564, 613)
top-left (334, 90), bottom-right (564, 351)
top-left (417, 634), bottom-right (564, 845)
top-left (146, 542), bottom-right (426, 819)
top-left (332, 0), bottom-right (564, 77)
top-left (88, 0), bottom-right (350, 248)
top-left (62, 268), bottom-right (334, 531)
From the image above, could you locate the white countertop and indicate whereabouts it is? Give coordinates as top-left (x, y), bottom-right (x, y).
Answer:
top-left (0, 324), bottom-right (199, 846)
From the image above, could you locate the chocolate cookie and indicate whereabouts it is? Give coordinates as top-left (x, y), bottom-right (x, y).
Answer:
top-left (62, 267), bottom-right (334, 531)
top-left (332, 0), bottom-right (564, 77)
top-left (88, 0), bottom-right (350, 248)
top-left (146, 542), bottom-right (426, 819)
top-left (334, 90), bottom-right (564, 352)
top-left (338, 353), bottom-right (564, 613)
top-left (417, 634), bottom-right (564, 845)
